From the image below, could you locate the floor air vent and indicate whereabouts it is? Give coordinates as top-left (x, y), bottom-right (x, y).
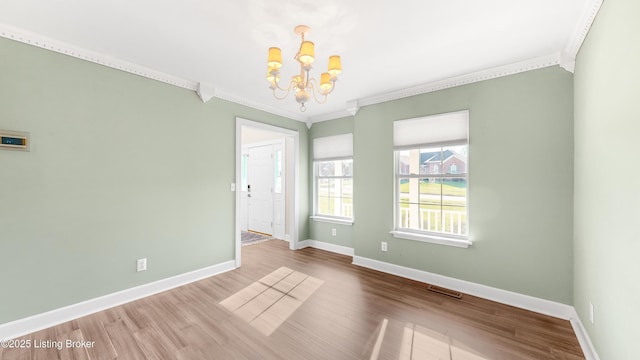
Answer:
top-left (427, 285), bottom-right (463, 299)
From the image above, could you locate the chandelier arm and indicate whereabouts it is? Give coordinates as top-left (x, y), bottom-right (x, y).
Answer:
top-left (271, 76), bottom-right (294, 92)
top-left (323, 79), bottom-right (337, 96)
top-left (272, 81), bottom-right (293, 100)
top-left (308, 79), bottom-right (329, 104)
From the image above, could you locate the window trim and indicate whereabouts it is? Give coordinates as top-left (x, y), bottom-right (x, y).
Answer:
top-left (310, 215), bottom-right (354, 225)
top-left (389, 230), bottom-right (471, 248)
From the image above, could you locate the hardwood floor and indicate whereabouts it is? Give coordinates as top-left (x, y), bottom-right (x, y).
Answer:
top-left (1, 240), bottom-right (584, 359)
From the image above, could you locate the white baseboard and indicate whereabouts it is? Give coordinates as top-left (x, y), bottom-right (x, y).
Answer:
top-left (297, 239), bottom-right (355, 256)
top-left (352, 255), bottom-right (574, 320)
top-left (0, 260), bottom-right (236, 340)
top-left (570, 310), bottom-right (601, 360)
top-left (351, 251), bottom-right (599, 360)
top-left (351, 255), bottom-right (602, 358)
top-left (2, 250), bottom-right (599, 360)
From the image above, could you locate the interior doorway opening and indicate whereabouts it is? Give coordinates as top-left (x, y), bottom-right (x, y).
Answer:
top-left (235, 118), bottom-right (298, 267)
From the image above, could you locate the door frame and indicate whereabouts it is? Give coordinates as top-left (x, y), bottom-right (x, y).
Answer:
top-left (235, 118), bottom-right (298, 267)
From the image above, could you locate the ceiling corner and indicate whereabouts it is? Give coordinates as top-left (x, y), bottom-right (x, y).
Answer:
top-left (197, 82), bottom-right (216, 102)
top-left (559, 52), bottom-right (576, 73)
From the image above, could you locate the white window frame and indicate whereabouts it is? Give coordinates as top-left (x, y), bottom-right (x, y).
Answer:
top-left (390, 111), bottom-right (471, 248)
top-left (311, 134), bottom-right (354, 225)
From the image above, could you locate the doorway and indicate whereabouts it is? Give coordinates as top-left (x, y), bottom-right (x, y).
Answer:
top-left (235, 118), bottom-right (298, 267)
top-left (241, 139), bottom-right (285, 239)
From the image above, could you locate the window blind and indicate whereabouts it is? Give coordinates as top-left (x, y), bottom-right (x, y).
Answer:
top-left (394, 110), bottom-right (468, 149)
top-left (313, 133), bottom-right (353, 160)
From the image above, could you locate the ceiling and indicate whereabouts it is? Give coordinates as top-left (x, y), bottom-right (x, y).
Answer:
top-left (0, 0), bottom-right (600, 124)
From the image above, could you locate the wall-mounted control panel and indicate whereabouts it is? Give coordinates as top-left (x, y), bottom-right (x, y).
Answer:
top-left (0, 130), bottom-right (30, 151)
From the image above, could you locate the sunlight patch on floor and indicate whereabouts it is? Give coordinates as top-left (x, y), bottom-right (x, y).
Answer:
top-left (399, 322), bottom-right (488, 360)
top-left (220, 266), bottom-right (324, 336)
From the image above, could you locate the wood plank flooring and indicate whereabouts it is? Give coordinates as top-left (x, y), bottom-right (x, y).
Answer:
top-left (1, 240), bottom-right (584, 359)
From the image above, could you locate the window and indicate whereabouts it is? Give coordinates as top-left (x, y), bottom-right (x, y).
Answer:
top-left (392, 111), bottom-right (470, 247)
top-left (312, 134), bottom-right (354, 223)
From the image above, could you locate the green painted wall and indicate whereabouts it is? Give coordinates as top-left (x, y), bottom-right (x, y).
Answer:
top-left (0, 20), bottom-right (581, 329)
top-left (350, 67), bottom-right (574, 304)
top-left (309, 117), bottom-right (355, 248)
top-left (0, 37), bottom-right (308, 324)
top-left (574, 0), bottom-right (640, 358)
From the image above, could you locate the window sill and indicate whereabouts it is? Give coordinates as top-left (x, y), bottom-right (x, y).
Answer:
top-left (310, 216), bottom-right (354, 226)
top-left (389, 230), bottom-right (472, 248)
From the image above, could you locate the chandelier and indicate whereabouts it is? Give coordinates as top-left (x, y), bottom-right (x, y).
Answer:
top-left (266, 25), bottom-right (342, 112)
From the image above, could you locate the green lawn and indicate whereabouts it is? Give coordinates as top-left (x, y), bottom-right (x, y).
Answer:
top-left (316, 180), bottom-right (467, 230)
top-left (399, 180), bottom-right (467, 196)
top-left (317, 196), bottom-right (353, 217)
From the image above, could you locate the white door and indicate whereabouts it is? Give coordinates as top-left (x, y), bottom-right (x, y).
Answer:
top-left (247, 144), bottom-right (274, 235)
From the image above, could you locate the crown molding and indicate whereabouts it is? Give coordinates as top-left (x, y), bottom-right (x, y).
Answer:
top-left (560, 52), bottom-right (577, 73)
top-left (359, 53), bottom-right (561, 109)
top-left (308, 53), bottom-right (563, 125)
top-left (197, 82), bottom-right (216, 103)
top-left (308, 109), bottom-right (353, 124)
top-left (346, 99), bottom-right (360, 116)
top-left (564, 0), bottom-right (603, 63)
top-left (0, 23), bottom-right (199, 91)
top-left (0, 23), bottom-right (307, 123)
top-left (4, 3), bottom-right (603, 127)
top-left (336, 0), bottom-right (604, 115)
top-left (312, 2), bottom-right (608, 126)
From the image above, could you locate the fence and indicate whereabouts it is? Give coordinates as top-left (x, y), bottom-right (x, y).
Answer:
top-left (342, 203), bottom-right (353, 218)
top-left (399, 208), bottom-right (466, 235)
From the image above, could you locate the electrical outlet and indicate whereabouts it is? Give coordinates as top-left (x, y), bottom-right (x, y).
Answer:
top-left (331, 228), bottom-right (337, 236)
top-left (137, 258), bottom-right (147, 272)
top-left (381, 242), bottom-right (388, 252)
top-left (589, 302), bottom-right (594, 324)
